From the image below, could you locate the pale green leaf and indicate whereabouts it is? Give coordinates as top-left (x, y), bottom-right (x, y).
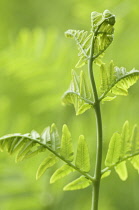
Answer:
top-left (115, 161), bottom-right (128, 181)
top-left (36, 154), bottom-right (58, 180)
top-left (102, 96), bottom-right (116, 103)
top-left (50, 123), bottom-right (60, 151)
top-left (63, 176), bottom-right (92, 191)
top-left (105, 132), bottom-right (121, 167)
top-left (65, 30), bottom-right (92, 68)
top-left (130, 156), bottom-right (139, 173)
top-left (101, 170), bottom-right (111, 179)
top-left (60, 124), bottom-right (74, 161)
top-left (75, 135), bottom-right (90, 172)
top-left (41, 127), bottom-right (51, 144)
top-left (62, 70), bottom-right (92, 115)
top-left (50, 164), bottom-right (75, 184)
top-left (16, 141), bottom-right (36, 162)
top-left (120, 121), bottom-right (130, 157)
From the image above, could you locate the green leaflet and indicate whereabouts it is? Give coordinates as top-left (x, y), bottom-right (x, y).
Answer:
top-left (50, 123), bottom-right (60, 151)
top-left (103, 121), bottom-right (139, 181)
top-left (63, 176), bottom-right (92, 191)
top-left (16, 141), bottom-right (36, 162)
top-left (36, 154), bottom-right (58, 180)
top-left (65, 30), bottom-right (92, 68)
top-left (99, 62), bottom-right (139, 102)
top-left (115, 161), bottom-right (128, 181)
top-left (101, 170), bottom-right (111, 179)
top-left (41, 124), bottom-right (60, 151)
top-left (62, 70), bottom-right (92, 115)
top-left (50, 164), bottom-right (75, 183)
top-left (60, 124), bottom-right (74, 161)
top-left (75, 135), bottom-right (90, 172)
top-left (105, 132), bottom-right (122, 167)
top-left (130, 156), bottom-right (139, 173)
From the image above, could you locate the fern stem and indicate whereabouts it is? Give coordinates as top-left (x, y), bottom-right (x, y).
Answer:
top-left (88, 36), bottom-right (103, 210)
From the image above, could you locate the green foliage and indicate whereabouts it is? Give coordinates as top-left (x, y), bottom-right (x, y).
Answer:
top-left (65, 10), bottom-right (115, 68)
top-left (75, 135), bottom-right (90, 172)
top-left (65, 30), bottom-right (92, 68)
top-left (103, 121), bottom-right (139, 180)
top-left (60, 124), bottom-right (74, 161)
top-left (50, 164), bottom-right (75, 184)
top-left (63, 70), bottom-right (93, 115)
top-left (0, 124), bottom-right (93, 191)
top-left (1, 7), bottom-right (139, 210)
top-left (63, 175), bottom-right (92, 191)
top-left (99, 61), bottom-right (139, 102)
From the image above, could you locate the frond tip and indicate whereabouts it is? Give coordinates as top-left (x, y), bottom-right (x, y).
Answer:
top-left (65, 10), bottom-right (115, 68)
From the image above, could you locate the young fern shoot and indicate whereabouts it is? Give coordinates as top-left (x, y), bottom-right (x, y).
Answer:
top-left (1, 10), bottom-right (139, 210)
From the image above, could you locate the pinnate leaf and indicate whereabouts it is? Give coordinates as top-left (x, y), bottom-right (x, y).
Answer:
top-left (63, 176), bottom-right (92, 191)
top-left (75, 135), bottom-right (90, 172)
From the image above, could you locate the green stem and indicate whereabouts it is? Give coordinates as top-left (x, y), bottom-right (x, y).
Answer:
top-left (88, 37), bottom-right (103, 210)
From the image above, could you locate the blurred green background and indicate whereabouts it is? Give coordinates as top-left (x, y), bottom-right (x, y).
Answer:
top-left (0, 0), bottom-right (139, 210)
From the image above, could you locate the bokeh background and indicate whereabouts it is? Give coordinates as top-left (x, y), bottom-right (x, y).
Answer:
top-left (0, 0), bottom-right (139, 210)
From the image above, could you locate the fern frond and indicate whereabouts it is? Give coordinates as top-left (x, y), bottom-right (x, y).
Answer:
top-left (102, 121), bottom-right (139, 180)
top-left (65, 10), bottom-right (115, 68)
top-left (65, 30), bottom-right (92, 68)
top-left (62, 70), bottom-right (93, 115)
top-left (99, 61), bottom-right (139, 102)
top-left (0, 123), bottom-right (93, 190)
top-left (91, 10), bottom-right (115, 63)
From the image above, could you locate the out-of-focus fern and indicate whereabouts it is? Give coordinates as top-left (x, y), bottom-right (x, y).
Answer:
top-left (0, 28), bottom-right (73, 134)
top-left (0, 124), bottom-right (93, 191)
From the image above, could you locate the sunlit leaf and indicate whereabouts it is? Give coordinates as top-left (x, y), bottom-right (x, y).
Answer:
top-left (63, 176), bottom-right (92, 191)
top-left (36, 154), bottom-right (58, 180)
top-left (50, 164), bottom-right (75, 183)
top-left (75, 135), bottom-right (90, 172)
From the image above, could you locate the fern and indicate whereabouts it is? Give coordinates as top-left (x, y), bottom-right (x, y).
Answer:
top-left (102, 121), bottom-right (139, 180)
top-left (65, 10), bottom-right (115, 68)
top-left (65, 30), bottom-right (92, 68)
top-left (62, 70), bottom-right (93, 115)
top-left (0, 123), bottom-right (93, 190)
top-left (99, 61), bottom-right (139, 102)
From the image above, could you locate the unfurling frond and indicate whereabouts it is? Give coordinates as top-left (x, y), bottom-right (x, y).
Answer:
top-left (0, 124), bottom-right (93, 191)
top-left (99, 61), bottom-right (139, 102)
top-left (62, 70), bottom-right (93, 115)
top-left (92, 10), bottom-right (115, 64)
top-left (65, 10), bottom-right (115, 68)
top-left (103, 121), bottom-right (139, 180)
